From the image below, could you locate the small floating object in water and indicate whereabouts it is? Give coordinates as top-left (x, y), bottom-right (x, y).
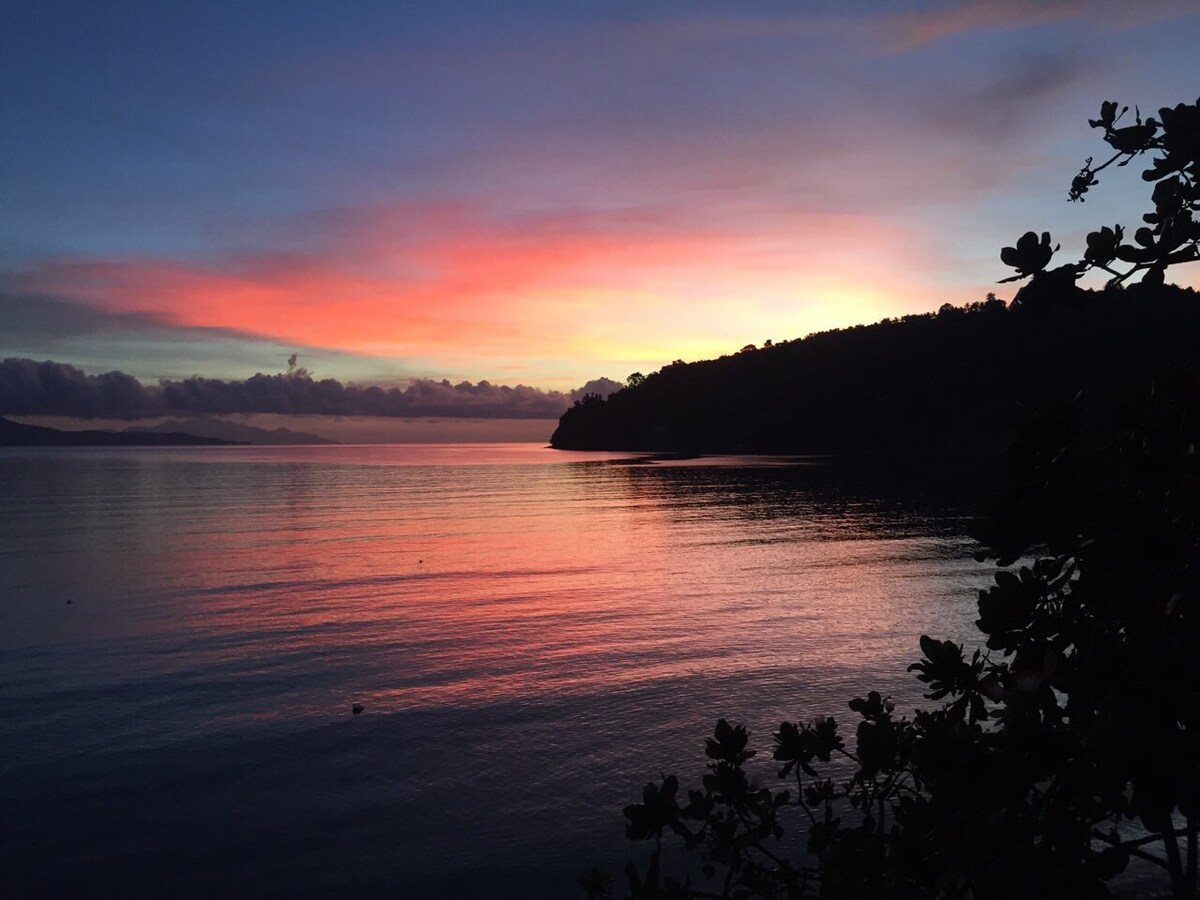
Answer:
top-left (352, 703), bottom-right (364, 715)
top-left (66, 600), bottom-right (73, 605)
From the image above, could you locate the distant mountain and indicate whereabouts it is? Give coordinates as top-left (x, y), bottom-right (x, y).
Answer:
top-left (551, 285), bottom-right (1200, 456)
top-left (0, 417), bottom-right (242, 447)
top-left (125, 417), bottom-right (335, 445)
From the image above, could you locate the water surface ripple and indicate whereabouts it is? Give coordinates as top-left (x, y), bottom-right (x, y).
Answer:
top-left (0, 444), bottom-right (988, 898)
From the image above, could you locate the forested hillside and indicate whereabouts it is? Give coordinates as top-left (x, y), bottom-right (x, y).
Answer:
top-left (551, 284), bottom-right (1199, 455)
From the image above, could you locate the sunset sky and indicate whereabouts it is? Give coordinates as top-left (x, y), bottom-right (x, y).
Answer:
top-left (3, 0), bottom-right (1199, 402)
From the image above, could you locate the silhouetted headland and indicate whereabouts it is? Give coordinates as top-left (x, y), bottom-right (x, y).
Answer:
top-left (550, 284), bottom-right (1200, 456)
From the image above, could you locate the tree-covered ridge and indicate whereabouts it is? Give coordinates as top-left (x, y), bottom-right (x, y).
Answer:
top-left (554, 95), bottom-right (1199, 459)
top-left (550, 283), bottom-right (1199, 456)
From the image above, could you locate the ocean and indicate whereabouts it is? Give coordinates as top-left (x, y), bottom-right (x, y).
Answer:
top-left (0, 444), bottom-right (990, 898)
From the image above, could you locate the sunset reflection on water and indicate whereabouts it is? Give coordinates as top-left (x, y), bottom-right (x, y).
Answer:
top-left (0, 444), bottom-right (990, 897)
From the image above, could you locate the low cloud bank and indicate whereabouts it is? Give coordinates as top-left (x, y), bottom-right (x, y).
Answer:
top-left (0, 358), bottom-right (623, 420)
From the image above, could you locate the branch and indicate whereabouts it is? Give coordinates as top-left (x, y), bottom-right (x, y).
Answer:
top-left (1161, 823), bottom-right (1186, 893)
top-left (795, 771), bottom-right (821, 829)
top-left (1088, 150), bottom-right (1131, 179)
top-left (1091, 829), bottom-right (1172, 871)
top-left (1188, 816), bottom-right (1197, 899)
top-left (730, 804), bottom-right (778, 862)
top-left (1107, 261), bottom-right (1148, 287)
top-left (1090, 262), bottom-right (1131, 282)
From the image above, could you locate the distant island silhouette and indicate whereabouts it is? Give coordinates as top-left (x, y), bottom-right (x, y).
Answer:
top-left (0, 417), bottom-right (243, 447)
top-left (550, 284), bottom-right (1200, 456)
top-left (123, 417), bottom-right (334, 445)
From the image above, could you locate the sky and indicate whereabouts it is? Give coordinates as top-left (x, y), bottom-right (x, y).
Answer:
top-left (3, 0), bottom-right (1199, 417)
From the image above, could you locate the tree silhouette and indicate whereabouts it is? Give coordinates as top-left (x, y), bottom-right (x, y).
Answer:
top-left (586, 97), bottom-right (1200, 900)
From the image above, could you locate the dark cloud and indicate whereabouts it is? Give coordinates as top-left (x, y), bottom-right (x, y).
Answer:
top-left (0, 358), bottom-right (622, 421)
top-left (0, 358), bottom-right (156, 418)
top-left (0, 285), bottom-right (285, 348)
top-left (0, 292), bottom-right (169, 340)
top-left (925, 52), bottom-right (1090, 141)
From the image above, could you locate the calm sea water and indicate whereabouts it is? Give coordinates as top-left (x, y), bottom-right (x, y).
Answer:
top-left (0, 444), bottom-right (991, 898)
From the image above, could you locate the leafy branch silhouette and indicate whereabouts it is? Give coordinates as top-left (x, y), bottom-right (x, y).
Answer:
top-left (1001, 97), bottom-right (1200, 293)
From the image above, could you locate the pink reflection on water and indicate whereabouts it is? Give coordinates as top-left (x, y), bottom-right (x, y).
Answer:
top-left (131, 449), bottom-right (982, 725)
top-left (2, 445), bottom-right (986, 750)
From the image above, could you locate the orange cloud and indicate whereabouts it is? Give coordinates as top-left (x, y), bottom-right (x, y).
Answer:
top-left (12, 199), bottom-right (970, 385)
top-left (571, 1), bottom-right (1190, 59)
top-left (881, 0), bottom-right (1196, 51)
top-left (883, 0), bottom-right (1084, 52)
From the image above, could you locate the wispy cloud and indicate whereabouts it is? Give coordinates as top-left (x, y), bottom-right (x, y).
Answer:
top-left (877, 0), bottom-right (1194, 52)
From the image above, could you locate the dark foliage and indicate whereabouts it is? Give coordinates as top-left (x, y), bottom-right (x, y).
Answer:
top-left (585, 98), bottom-right (1200, 899)
top-left (550, 285), bottom-right (1198, 455)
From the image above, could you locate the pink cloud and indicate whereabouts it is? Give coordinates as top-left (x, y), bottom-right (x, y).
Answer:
top-left (9, 197), bottom-right (964, 379)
